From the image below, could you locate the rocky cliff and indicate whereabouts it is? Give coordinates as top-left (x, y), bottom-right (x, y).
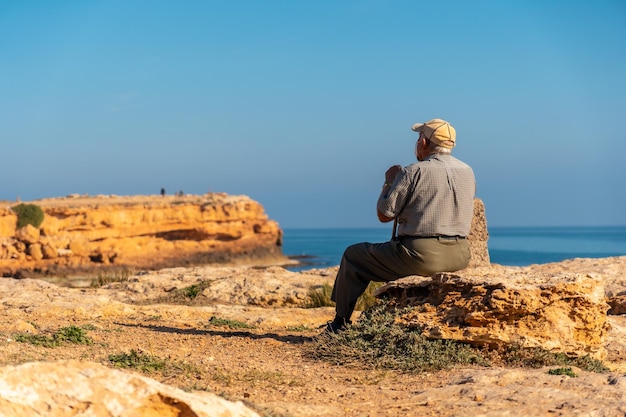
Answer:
top-left (0, 193), bottom-right (288, 278)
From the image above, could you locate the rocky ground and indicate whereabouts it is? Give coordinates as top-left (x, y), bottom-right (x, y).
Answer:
top-left (1, 258), bottom-right (626, 416)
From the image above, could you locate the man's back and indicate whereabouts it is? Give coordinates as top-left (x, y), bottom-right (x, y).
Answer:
top-left (377, 154), bottom-right (475, 237)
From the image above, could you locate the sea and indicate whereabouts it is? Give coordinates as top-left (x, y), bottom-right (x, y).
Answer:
top-left (282, 226), bottom-right (626, 272)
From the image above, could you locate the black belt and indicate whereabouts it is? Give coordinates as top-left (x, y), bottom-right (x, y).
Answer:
top-left (400, 235), bottom-right (466, 240)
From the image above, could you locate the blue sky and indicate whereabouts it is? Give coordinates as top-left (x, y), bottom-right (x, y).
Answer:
top-left (1, 1), bottom-right (625, 228)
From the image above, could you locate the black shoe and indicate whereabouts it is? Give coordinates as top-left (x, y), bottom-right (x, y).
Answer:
top-left (321, 317), bottom-right (351, 335)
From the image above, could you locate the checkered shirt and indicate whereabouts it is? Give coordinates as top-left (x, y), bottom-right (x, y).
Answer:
top-left (377, 154), bottom-right (475, 237)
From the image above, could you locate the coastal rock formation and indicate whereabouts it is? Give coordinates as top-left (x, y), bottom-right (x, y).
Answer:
top-left (0, 194), bottom-right (288, 278)
top-left (0, 267), bottom-right (337, 330)
top-left (0, 360), bottom-right (260, 417)
top-left (375, 264), bottom-right (613, 360)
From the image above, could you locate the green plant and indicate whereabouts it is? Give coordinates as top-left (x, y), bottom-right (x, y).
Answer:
top-left (54, 326), bottom-right (93, 345)
top-left (152, 280), bottom-right (214, 305)
top-left (211, 368), bottom-right (233, 385)
top-left (183, 284), bottom-right (201, 299)
top-left (286, 325), bottom-right (311, 332)
top-left (306, 283), bottom-right (334, 308)
top-left (14, 326), bottom-right (92, 348)
top-left (108, 349), bottom-right (166, 372)
top-left (169, 280), bottom-right (212, 303)
top-left (14, 333), bottom-right (59, 348)
top-left (308, 301), bottom-right (487, 372)
top-left (207, 316), bottom-right (255, 329)
top-left (547, 367), bottom-right (578, 377)
top-left (11, 203), bottom-right (44, 229)
top-left (307, 301), bottom-right (609, 374)
top-left (306, 281), bottom-right (385, 311)
top-left (355, 281), bottom-right (385, 311)
top-left (494, 345), bottom-right (609, 373)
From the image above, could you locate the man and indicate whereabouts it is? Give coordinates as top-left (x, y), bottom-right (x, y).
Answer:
top-left (325, 118), bottom-right (475, 333)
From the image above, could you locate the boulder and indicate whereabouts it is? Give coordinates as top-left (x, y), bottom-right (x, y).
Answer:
top-left (13, 241), bottom-right (26, 253)
top-left (0, 241), bottom-right (17, 260)
top-left (27, 243), bottom-right (43, 261)
top-left (41, 244), bottom-right (57, 259)
top-left (0, 360), bottom-right (260, 417)
top-left (0, 209), bottom-right (17, 238)
top-left (467, 198), bottom-right (490, 267)
top-left (15, 224), bottom-right (40, 244)
top-left (375, 266), bottom-right (611, 359)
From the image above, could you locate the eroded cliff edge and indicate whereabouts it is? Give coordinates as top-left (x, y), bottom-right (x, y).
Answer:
top-left (0, 193), bottom-right (289, 278)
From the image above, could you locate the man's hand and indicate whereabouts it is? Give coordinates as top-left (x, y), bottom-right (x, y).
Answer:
top-left (377, 211), bottom-right (394, 223)
top-left (385, 165), bottom-right (403, 184)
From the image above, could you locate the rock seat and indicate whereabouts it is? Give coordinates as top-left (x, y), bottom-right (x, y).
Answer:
top-left (374, 266), bottom-right (610, 360)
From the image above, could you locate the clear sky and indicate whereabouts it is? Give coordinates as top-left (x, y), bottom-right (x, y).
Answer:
top-left (1, 1), bottom-right (625, 229)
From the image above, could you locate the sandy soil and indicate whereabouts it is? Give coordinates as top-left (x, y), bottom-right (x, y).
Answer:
top-left (1, 313), bottom-right (467, 417)
top-left (2, 304), bottom-right (626, 416)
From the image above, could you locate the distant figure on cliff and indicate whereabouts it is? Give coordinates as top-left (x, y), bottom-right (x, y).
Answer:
top-left (160, 188), bottom-right (166, 197)
top-left (324, 118), bottom-right (476, 334)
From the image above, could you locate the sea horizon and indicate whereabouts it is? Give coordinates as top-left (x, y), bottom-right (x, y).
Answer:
top-left (282, 225), bottom-right (626, 271)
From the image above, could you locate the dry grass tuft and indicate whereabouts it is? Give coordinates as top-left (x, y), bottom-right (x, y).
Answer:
top-left (306, 301), bottom-right (609, 374)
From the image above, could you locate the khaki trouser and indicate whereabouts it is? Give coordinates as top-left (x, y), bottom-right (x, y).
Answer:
top-left (330, 237), bottom-right (470, 320)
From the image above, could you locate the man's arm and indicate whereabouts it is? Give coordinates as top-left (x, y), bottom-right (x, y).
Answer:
top-left (377, 165), bottom-right (402, 223)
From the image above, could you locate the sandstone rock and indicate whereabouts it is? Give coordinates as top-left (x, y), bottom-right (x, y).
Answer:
top-left (0, 194), bottom-right (289, 278)
top-left (0, 360), bottom-right (261, 417)
top-left (0, 241), bottom-right (17, 260)
top-left (5, 319), bottom-right (37, 334)
top-left (375, 266), bottom-right (611, 359)
top-left (15, 224), bottom-right (40, 244)
top-left (13, 241), bottom-right (26, 254)
top-left (104, 265), bottom-right (333, 308)
top-left (0, 268), bottom-right (336, 329)
top-left (41, 244), bottom-right (57, 259)
top-left (56, 248), bottom-right (73, 257)
top-left (0, 209), bottom-right (17, 238)
top-left (468, 198), bottom-right (490, 267)
top-left (524, 256), bottom-right (626, 316)
top-left (68, 240), bottom-right (89, 257)
top-left (27, 243), bottom-right (43, 261)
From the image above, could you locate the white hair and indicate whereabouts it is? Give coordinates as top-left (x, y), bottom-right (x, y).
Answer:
top-left (426, 140), bottom-right (453, 155)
